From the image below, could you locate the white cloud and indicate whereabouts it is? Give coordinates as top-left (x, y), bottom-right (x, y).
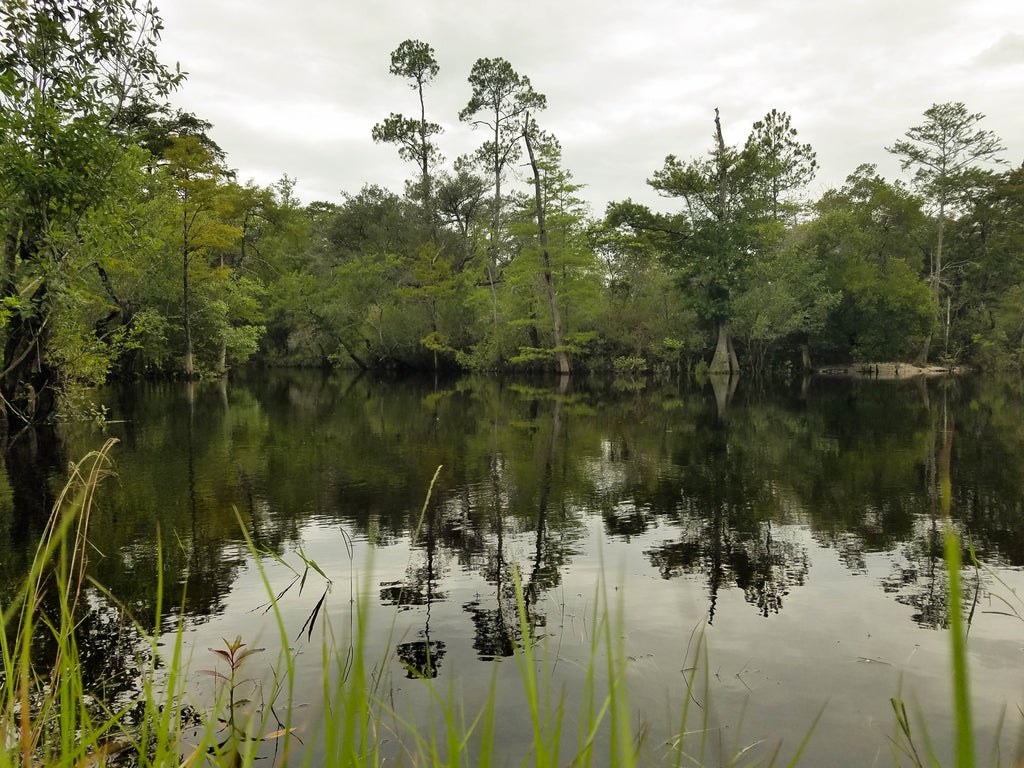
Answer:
top-left (974, 32), bottom-right (1024, 67)
top-left (156, 0), bottom-right (1024, 210)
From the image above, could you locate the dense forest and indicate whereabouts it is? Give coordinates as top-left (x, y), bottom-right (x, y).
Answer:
top-left (2, 1), bottom-right (1023, 427)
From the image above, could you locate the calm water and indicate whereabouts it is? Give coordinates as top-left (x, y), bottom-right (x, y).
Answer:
top-left (3, 371), bottom-right (1024, 765)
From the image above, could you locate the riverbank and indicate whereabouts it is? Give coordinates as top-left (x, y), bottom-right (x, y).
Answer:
top-left (817, 361), bottom-right (962, 379)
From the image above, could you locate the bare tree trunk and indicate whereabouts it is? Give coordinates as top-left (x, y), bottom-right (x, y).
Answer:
top-left (714, 109), bottom-right (728, 221)
top-left (182, 248), bottom-right (195, 378)
top-left (336, 335), bottom-right (369, 371)
top-left (2, 227), bottom-right (57, 425)
top-left (417, 76), bottom-right (435, 238)
top-left (935, 203), bottom-right (945, 359)
top-left (916, 333), bottom-right (932, 368)
top-left (487, 121), bottom-right (503, 332)
top-left (943, 293), bottom-right (952, 358)
top-left (707, 109), bottom-right (741, 380)
top-left (709, 320), bottom-right (738, 375)
top-left (919, 202), bottom-right (945, 366)
top-left (217, 337), bottom-right (227, 376)
top-left (523, 122), bottom-right (570, 377)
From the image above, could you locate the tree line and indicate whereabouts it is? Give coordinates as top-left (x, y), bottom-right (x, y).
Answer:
top-left (2, 0), bottom-right (1023, 428)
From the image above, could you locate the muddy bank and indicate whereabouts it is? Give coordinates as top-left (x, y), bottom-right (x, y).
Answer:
top-left (816, 362), bottom-right (962, 379)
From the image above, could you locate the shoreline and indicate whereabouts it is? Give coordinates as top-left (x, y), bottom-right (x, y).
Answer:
top-left (815, 362), bottom-right (962, 379)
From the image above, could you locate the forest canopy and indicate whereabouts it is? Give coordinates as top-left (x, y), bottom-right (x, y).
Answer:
top-left (2, 2), bottom-right (1022, 426)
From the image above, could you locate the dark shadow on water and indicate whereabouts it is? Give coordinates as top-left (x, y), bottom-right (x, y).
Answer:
top-left (3, 425), bottom-right (65, 550)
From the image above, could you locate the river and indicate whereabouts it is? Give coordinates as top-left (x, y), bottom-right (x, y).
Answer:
top-left (2, 370), bottom-right (1023, 766)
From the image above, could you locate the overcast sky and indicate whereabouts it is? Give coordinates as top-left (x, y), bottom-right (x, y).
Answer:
top-left (156, 0), bottom-right (1024, 215)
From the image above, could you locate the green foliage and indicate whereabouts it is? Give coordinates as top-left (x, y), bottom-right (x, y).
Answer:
top-left (372, 114), bottom-right (443, 168)
top-left (4, 21), bottom-right (1022, 391)
top-left (945, 167), bottom-right (1024, 367)
top-left (455, 314), bottom-right (529, 371)
top-left (731, 228), bottom-right (840, 371)
top-left (888, 102), bottom-right (1005, 215)
top-left (888, 102), bottom-right (1007, 361)
top-left (830, 253), bottom-right (934, 361)
top-left (742, 109), bottom-right (818, 222)
top-left (0, 0), bottom-right (181, 421)
top-left (612, 355), bottom-right (648, 375)
top-left (113, 99), bottom-right (226, 165)
top-left (460, 56), bottom-right (547, 273)
top-left (808, 165), bottom-right (935, 361)
top-left (372, 39), bottom-right (443, 221)
top-left (505, 131), bottom-right (598, 371)
top-left (459, 58), bottom-right (547, 146)
top-left (617, 109), bottom-right (819, 373)
top-left (592, 214), bottom-right (704, 365)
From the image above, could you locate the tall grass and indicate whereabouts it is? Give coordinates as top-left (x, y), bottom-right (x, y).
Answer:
top-left (0, 439), bottom-right (1011, 767)
top-left (0, 443), bottom-right (650, 767)
top-left (0, 437), bottom-right (123, 767)
top-left (0, 438), bottom-right (206, 767)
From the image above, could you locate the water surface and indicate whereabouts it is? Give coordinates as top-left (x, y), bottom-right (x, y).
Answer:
top-left (3, 371), bottom-right (1023, 765)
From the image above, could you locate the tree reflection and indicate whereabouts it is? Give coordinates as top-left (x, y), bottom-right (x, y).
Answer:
top-left (523, 386), bottom-right (571, 615)
top-left (396, 638), bottom-right (447, 679)
top-left (12, 584), bottom-right (161, 731)
top-left (646, 518), bottom-right (809, 622)
top-left (638, 388), bottom-right (811, 622)
top-left (740, 523), bottom-right (809, 617)
top-left (382, 497), bottom-right (449, 677)
top-left (2, 425), bottom-right (65, 552)
top-left (463, 444), bottom-right (522, 661)
top-left (458, 384), bottom-right (577, 660)
top-left (0, 441), bottom-right (176, 735)
top-left (880, 518), bottom-right (951, 628)
top-left (8, 368), bottom-right (1024, 704)
top-left (879, 408), bottom-right (984, 630)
